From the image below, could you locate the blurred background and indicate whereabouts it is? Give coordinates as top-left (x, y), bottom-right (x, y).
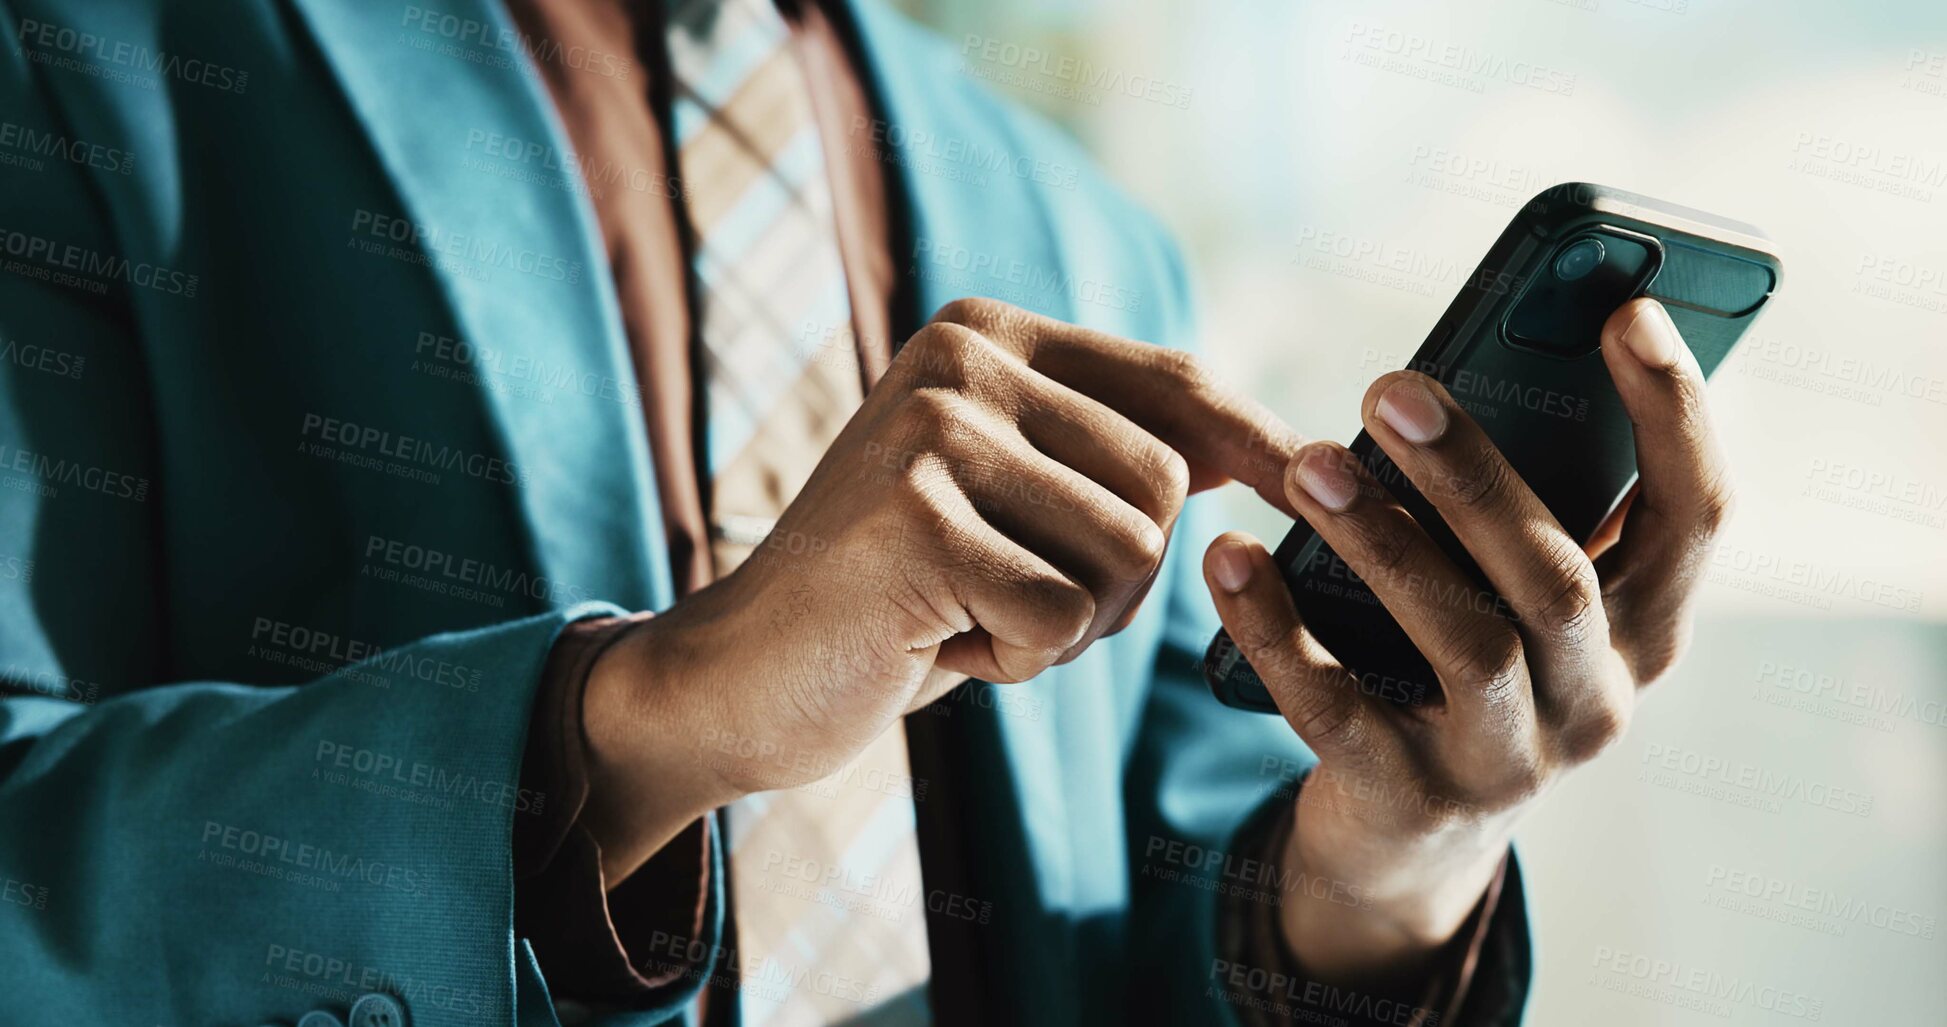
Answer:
top-left (898, 0), bottom-right (1947, 1021)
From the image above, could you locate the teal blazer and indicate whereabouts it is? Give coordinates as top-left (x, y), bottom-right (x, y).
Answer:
top-left (0, 1), bottom-right (1523, 1024)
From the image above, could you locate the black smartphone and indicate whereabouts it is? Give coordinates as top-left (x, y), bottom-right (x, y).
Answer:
top-left (1205, 183), bottom-right (1781, 713)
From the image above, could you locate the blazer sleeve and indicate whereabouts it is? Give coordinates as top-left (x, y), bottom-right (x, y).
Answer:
top-left (0, 48), bottom-right (720, 1027)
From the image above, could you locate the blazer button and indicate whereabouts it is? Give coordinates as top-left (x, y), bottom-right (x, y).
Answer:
top-left (297, 1013), bottom-right (346, 1027)
top-left (348, 993), bottom-right (407, 1027)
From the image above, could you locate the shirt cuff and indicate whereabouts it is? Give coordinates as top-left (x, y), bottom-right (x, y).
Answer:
top-left (1215, 777), bottom-right (1531, 1026)
top-left (513, 613), bottom-right (719, 1003)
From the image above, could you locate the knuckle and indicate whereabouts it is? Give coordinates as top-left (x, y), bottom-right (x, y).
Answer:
top-left (1628, 620), bottom-right (1692, 687)
top-left (897, 451), bottom-right (959, 508)
top-left (1632, 650), bottom-right (1676, 686)
top-left (903, 386), bottom-right (981, 442)
top-left (1148, 444), bottom-right (1192, 506)
top-left (898, 322), bottom-right (985, 383)
top-left (1560, 701), bottom-right (1631, 763)
top-left (1530, 550), bottom-right (1604, 646)
top-left (1694, 476), bottom-right (1737, 535)
top-left (1344, 516), bottom-right (1414, 583)
top-left (1110, 515), bottom-right (1169, 577)
top-left (1670, 358), bottom-right (1714, 411)
top-left (1154, 347), bottom-right (1213, 392)
top-left (930, 296), bottom-right (1011, 330)
top-left (1442, 624), bottom-right (1526, 707)
top-left (1102, 582), bottom-right (1156, 638)
top-left (1488, 754), bottom-right (1547, 809)
top-left (1443, 444), bottom-right (1514, 511)
top-left (902, 322), bottom-right (956, 361)
top-left (1286, 688), bottom-right (1362, 749)
top-left (1023, 573), bottom-right (1095, 650)
top-left (1229, 606), bottom-right (1307, 677)
top-left (983, 649), bottom-right (1045, 685)
top-left (984, 665), bottom-right (1036, 686)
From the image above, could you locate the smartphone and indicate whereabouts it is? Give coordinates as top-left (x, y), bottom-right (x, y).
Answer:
top-left (1205, 183), bottom-right (1781, 713)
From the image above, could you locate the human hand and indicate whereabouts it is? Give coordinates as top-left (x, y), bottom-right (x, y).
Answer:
top-left (584, 298), bottom-right (1303, 878)
top-left (1202, 298), bottom-right (1733, 985)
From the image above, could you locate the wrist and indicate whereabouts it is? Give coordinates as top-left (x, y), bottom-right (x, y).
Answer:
top-left (1278, 791), bottom-right (1506, 986)
top-left (580, 615), bottom-right (745, 882)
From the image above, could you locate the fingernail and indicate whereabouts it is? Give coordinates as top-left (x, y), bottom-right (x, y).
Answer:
top-left (1375, 378), bottom-right (1448, 444)
top-left (1210, 541), bottom-right (1253, 594)
top-left (1621, 301), bottom-right (1679, 369)
top-left (1294, 446), bottom-right (1359, 512)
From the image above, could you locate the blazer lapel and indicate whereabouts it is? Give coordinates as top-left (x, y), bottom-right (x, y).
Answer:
top-left (282, 0), bottom-right (673, 613)
top-left (842, 1), bottom-right (1083, 1020)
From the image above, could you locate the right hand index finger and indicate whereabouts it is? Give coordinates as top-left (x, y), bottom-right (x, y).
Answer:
top-left (929, 298), bottom-right (1306, 517)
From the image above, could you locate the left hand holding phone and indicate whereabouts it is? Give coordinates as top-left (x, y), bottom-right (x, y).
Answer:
top-left (1201, 297), bottom-right (1734, 989)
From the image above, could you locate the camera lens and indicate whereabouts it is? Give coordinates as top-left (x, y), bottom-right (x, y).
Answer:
top-left (1553, 237), bottom-right (1606, 282)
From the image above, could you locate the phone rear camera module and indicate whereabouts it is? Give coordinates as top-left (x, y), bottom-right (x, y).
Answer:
top-left (1552, 237), bottom-right (1606, 282)
top-left (1503, 228), bottom-right (1661, 358)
